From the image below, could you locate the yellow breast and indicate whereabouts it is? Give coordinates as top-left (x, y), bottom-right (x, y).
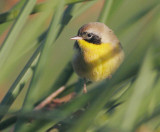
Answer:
top-left (72, 39), bottom-right (124, 82)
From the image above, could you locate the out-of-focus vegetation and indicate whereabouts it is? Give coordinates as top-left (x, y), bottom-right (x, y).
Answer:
top-left (0, 0), bottom-right (160, 132)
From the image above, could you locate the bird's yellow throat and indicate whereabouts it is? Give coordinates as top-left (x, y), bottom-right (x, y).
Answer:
top-left (77, 39), bottom-right (115, 60)
top-left (74, 39), bottom-right (123, 81)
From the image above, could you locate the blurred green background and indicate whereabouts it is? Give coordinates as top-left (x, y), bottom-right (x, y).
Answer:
top-left (0, 0), bottom-right (160, 132)
top-left (0, 0), bottom-right (104, 112)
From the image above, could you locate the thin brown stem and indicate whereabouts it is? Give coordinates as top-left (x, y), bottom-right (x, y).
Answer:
top-left (34, 86), bottom-right (66, 110)
top-left (83, 83), bottom-right (87, 93)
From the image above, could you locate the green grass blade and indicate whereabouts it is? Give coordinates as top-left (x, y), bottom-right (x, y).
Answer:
top-left (14, 1), bottom-right (66, 131)
top-left (0, 1), bottom-right (25, 24)
top-left (0, 116), bottom-right (17, 130)
top-left (0, 0), bottom-right (26, 35)
top-left (0, 5), bottom-right (55, 118)
top-left (121, 48), bottom-right (157, 131)
top-left (0, 44), bottom-right (42, 121)
top-left (71, 0), bottom-right (98, 21)
top-left (98, 0), bottom-right (113, 23)
top-left (37, 62), bottom-right (73, 103)
top-left (0, 5), bottom-right (56, 83)
top-left (0, 0), bottom-right (37, 75)
top-left (133, 76), bottom-right (160, 129)
top-left (15, 89), bottom-right (95, 131)
top-left (0, 0), bottom-right (90, 25)
top-left (22, 0), bottom-right (65, 107)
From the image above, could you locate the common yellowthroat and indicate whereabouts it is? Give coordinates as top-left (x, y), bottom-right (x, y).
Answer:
top-left (71, 22), bottom-right (124, 93)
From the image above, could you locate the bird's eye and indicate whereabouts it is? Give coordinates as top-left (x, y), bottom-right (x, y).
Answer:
top-left (87, 33), bottom-right (92, 38)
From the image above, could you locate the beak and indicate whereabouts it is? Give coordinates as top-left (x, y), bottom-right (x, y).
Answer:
top-left (70, 36), bottom-right (82, 40)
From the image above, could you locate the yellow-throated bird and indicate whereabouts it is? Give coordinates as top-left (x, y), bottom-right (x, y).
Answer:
top-left (71, 22), bottom-right (124, 93)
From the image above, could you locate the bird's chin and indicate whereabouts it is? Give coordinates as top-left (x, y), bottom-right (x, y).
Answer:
top-left (74, 41), bottom-right (81, 51)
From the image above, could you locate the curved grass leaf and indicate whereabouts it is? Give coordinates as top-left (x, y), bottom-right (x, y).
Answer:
top-left (98, 0), bottom-right (113, 23)
top-left (14, 1), bottom-right (66, 131)
top-left (121, 48), bottom-right (157, 131)
top-left (0, 0), bottom-right (37, 79)
top-left (0, 44), bottom-right (42, 121)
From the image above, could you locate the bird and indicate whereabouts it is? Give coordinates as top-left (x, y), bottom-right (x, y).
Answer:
top-left (71, 22), bottom-right (124, 93)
